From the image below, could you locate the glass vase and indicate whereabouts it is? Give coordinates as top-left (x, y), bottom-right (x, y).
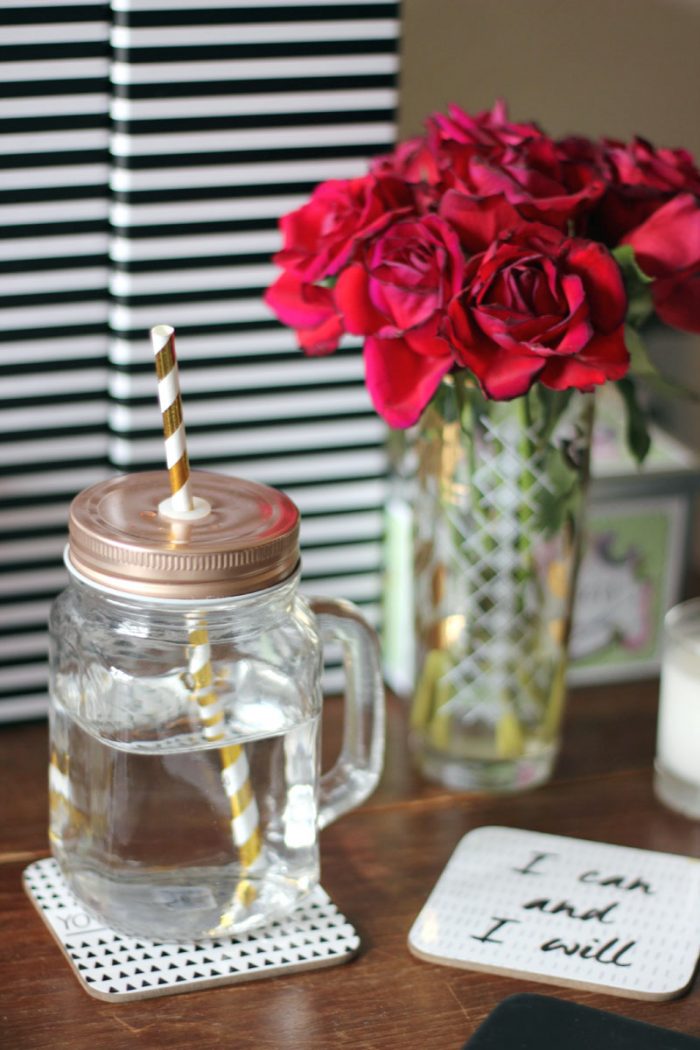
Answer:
top-left (409, 375), bottom-right (594, 792)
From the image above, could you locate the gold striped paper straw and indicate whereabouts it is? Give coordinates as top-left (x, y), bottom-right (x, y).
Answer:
top-left (49, 750), bottom-right (73, 845)
top-left (150, 324), bottom-right (193, 514)
top-left (187, 626), bottom-right (262, 872)
top-left (149, 324), bottom-right (261, 919)
top-left (49, 750), bottom-right (93, 844)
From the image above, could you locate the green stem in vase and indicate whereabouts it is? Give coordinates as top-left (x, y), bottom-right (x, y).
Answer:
top-left (458, 377), bottom-right (526, 756)
top-left (513, 391), bottom-right (547, 718)
top-left (410, 377), bottom-right (594, 776)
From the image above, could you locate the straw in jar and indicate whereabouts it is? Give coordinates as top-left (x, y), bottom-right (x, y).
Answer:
top-left (150, 323), bottom-right (262, 921)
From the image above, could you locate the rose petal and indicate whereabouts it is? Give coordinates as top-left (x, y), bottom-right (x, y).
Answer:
top-left (439, 191), bottom-right (521, 253)
top-left (404, 316), bottom-right (453, 357)
top-left (334, 263), bottom-right (385, 334)
top-left (550, 317), bottom-right (593, 356)
top-left (375, 281), bottom-right (438, 331)
top-left (565, 240), bottom-right (627, 332)
top-left (471, 306), bottom-right (551, 351)
top-left (459, 342), bottom-right (546, 399)
top-left (364, 335), bottom-right (454, 427)
top-left (448, 297), bottom-right (546, 398)
top-left (264, 273), bottom-right (336, 328)
top-left (541, 328), bottom-right (629, 389)
top-left (625, 193), bottom-right (700, 274)
top-left (297, 313), bottom-right (344, 356)
top-left (653, 271), bottom-right (700, 333)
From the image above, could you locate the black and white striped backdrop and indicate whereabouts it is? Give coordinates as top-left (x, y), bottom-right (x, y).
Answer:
top-left (0, 0), bottom-right (401, 720)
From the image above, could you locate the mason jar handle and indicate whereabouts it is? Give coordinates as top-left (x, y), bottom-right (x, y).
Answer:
top-left (308, 596), bottom-right (385, 830)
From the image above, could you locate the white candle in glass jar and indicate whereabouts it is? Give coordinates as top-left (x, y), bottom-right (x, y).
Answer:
top-left (655, 599), bottom-right (700, 817)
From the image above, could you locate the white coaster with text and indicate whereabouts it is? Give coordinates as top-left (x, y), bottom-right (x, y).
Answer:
top-left (408, 826), bottom-right (700, 1000)
top-left (24, 858), bottom-right (360, 1002)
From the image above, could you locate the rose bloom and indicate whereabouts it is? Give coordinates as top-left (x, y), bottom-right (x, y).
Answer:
top-left (448, 137), bottom-right (605, 231)
top-left (272, 174), bottom-right (413, 283)
top-left (448, 223), bottom-right (629, 399)
top-left (595, 136), bottom-right (700, 244)
top-left (334, 215), bottom-right (464, 426)
top-left (371, 100), bottom-right (542, 198)
top-left (428, 99), bottom-right (544, 157)
top-left (624, 193), bottom-right (700, 333)
top-left (372, 99), bottom-right (554, 221)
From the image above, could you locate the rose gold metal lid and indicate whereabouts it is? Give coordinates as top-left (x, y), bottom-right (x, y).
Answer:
top-left (68, 470), bottom-right (300, 599)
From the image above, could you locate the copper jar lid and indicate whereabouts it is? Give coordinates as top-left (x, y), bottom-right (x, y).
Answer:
top-left (68, 470), bottom-right (300, 600)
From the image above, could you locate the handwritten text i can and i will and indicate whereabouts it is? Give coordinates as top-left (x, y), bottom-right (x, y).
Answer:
top-left (470, 850), bottom-right (654, 968)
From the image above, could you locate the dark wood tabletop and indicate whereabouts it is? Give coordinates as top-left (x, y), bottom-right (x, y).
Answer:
top-left (2, 678), bottom-right (700, 1050)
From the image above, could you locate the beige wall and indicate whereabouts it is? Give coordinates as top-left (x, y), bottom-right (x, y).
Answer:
top-left (400, 0), bottom-right (700, 155)
top-left (400, 0), bottom-right (700, 563)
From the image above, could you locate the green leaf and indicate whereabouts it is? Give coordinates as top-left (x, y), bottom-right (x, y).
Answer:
top-left (613, 243), bottom-right (653, 284)
top-left (624, 325), bottom-right (700, 402)
top-left (536, 445), bottom-right (579, 536)
top-left (613, 244), bottom-right (654, 328)
top-left (530, 386), bottom-right (573, 444)
top-left (624, 324), bottom-right (657, 378)
top-left (616, 376), bottom-right (652, 463)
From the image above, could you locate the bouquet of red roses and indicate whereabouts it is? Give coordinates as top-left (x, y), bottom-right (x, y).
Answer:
top-left (265, 100), bottom-right (700, 454)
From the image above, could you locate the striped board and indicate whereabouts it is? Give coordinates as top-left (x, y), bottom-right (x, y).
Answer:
top-left (0, 0), bottom-right (401, 720)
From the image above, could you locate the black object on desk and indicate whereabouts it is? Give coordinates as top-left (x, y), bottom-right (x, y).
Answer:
top-left (463, 994), bottom-right (700, 1049)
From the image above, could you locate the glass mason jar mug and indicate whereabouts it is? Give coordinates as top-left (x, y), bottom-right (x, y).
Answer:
top-left (48, 471), bottom-right (384, 942)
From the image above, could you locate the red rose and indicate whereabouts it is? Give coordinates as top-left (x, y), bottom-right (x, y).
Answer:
top-left (596, 136), bottom-right (700, 244)
top-left (264, 272), bottom-right (343, 355)
top-left (448, 224), bottom-right (629, 399)
top-left (624, 193), bottom-right (700, 333)
top-left (371, 136), bottom-right (441, 190)
top-left (336, 215), bottom-right (464, 336)
top-left (265, 103), bottom-right (695, 428)
top-left (334, 216), bottom-right (464, 425)
top-left (429, 99), bottom-right (544, 157)
top-left (458, 138), bottom-right (605, 230)
top-left (273, 174), bottom-right (412, 283)
top-left (372, 101), bottom-right (547, 215)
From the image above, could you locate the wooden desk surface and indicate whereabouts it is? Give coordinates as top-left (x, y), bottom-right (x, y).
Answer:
top-left (2, 681), bottom-right (700, 1050)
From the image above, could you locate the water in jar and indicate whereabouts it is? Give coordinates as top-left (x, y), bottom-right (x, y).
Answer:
top-left (49, 667), bottom-right (320, 942)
